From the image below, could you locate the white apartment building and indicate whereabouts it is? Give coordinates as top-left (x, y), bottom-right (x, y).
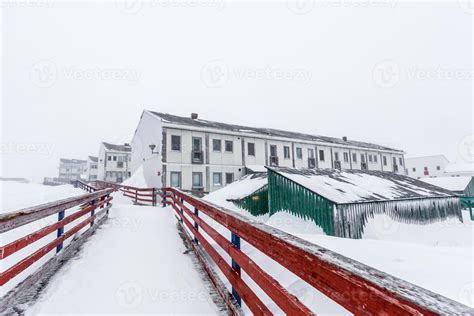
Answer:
top-left (131, 111), bottom-right (406, 192)
top-left (97, 142), bottom-right (132, 183)
top-left (58, 158), bottom-right (87, 181)
top-left (86, 156), bottom-right (98, 181)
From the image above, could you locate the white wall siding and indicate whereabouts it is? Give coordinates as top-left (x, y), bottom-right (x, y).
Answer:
top-left (131, 111), bottom-right (163, 174)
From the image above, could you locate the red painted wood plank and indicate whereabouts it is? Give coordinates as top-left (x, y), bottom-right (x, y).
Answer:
top-left (170, 203), bottom-right (271, 315)
top-left (0, 197), bottom-right (112, 259)
top-left (0, 206), bottom-right (108, 286)
top-left (173, 198), bottom-right (313, 315)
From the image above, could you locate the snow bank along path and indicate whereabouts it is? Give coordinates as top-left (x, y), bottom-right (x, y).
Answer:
top-left (25, 193), bottom-right (219, 314)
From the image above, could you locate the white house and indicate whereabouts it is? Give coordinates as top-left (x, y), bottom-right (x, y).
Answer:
top-left (86, 156), bottom-right (98, 181)
top-left (405, 155), bottom-right (450, 178)
top-left (131, 111), bottom-right (406, 192)
top-left (97, 142), bottom-right (132, 183)
top-left (58, 158), bottom-right (87, 181)
top-left (406, 155), bottom-right (473, 179)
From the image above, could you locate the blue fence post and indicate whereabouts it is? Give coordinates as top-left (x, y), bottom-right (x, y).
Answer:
top-left (56, 210), bottom-right (65, 253)
top-left (194, 207), bottom-right (199, 244)
top-left (231, 232), bottom-right (242, 306)
top-left (90, 199), bottom-right (96, 227)
top-left (179, 197), bottom-right (184, 224)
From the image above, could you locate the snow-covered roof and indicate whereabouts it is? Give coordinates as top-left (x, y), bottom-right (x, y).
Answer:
top-left (215, 173), bottom-right (268, 201)
top-left (88, 156), bottom-right (98, 162)
top-left (444, 162), bottom-right (474, 174)
top-left (102, 142), bottom-right (131, 152)
top-left (60, 158), bottom-right (87, 164)
top-left (268, 167), bottom-right (457, 205)
top-left (148, 111), bottom-right (403, 153)
top-left (420, 176), bottom-right (473, 193)
top-left (245, 165), bottom-right (268, 173)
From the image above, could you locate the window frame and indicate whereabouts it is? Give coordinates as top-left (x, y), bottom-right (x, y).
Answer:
top-left (224, 140), bottom-right (233, 153)
top-left (296, 147), bottom-right (303, 159)
top-left (247, 142), bottom-right (255, 156)
top-left (192, 172), bottom-right (203, 187)
top-left (171, 135), bottom-right (181, 151)
top-left (212, 139), bottom-right (222, 152)
top-left (225, 172), bottom-right (234, 184)
top-left (343, 152), bottom-right (349, 163)
top-left (319, 150), bottom-right (325, 161)
top-left (170, 171), bottom-right (181, 188)
top-left (213, 172), bottom-right (222, 186)
top-left (283, 146), bottom-right (291, 159)
top-left (352, 153), bottom-right (358, 163)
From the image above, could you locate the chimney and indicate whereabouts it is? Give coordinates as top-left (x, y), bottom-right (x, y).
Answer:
top-left (124, 143), bottom-right (130, 147)
top-left (342, 136), bottom-right (347, 141)
top-left (191, 113), bottom-right (198, 120)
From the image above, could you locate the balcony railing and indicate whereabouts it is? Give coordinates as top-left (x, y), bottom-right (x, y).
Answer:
top-left (192, 151), bottom-right (204, 164)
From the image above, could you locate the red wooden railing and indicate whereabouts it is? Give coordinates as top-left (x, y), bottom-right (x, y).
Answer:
top-left (0, 188), bottom-right (114, 287)
top-left (93, 180), bottom-right (157, 206)
top-left (162, 187), bottom-right (472, 315)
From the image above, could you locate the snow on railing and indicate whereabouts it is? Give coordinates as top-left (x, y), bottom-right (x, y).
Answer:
top-left (74, 180), bottom-right (98, 193)
top-left (92, 180), bottom-right (157, 206)
top-left (0, 189), bottom-right (114, 296)
top-left (161, 187), bottom-right (473, 315)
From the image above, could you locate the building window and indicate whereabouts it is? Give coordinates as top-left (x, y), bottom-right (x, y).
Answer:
top-left (352, 153), bottom-right (357, 163)
top-left (296, 147), bottom-right (303, 159)
top-left (436, 166), bottom-right (441, 170)
top-left (213, 173), bottom-right (222, 186)
top-left (107, 156), bottom-right (111, 161)
top-left (412, 168), bottom-right (416, 172)
top-left (284, 146), bottom-right (290, 159)
top-left (383, 156), bottom-right (387, 166)
top-left (399, 157), bottom-right (403, 165)
top-left (334, 152), bottom-right (339, 161)
top-left (225, 173), bottom-right (234, 184)
top-left (192, 172), bottom-right (203, 187)
top-left (113, 156), bottom-right (117, 161)
top-left (374, 155), bottom-right (378, 163)
top-left (368, 155), bottom-right (373, 163)
top-left (270, 145), bottom-right (277, 157)
top-left (343, 152), bottom-right (349, 163)
top-left (319, 150), bottom-right (325, 161)
top-left (247, 143), bottom-right (255, 156)
top-left (308, 148), bottom-right (314, 158)
top-left (225, 140), bottom-right (233, 152)
top-left (170, 172), bottom-right (181, 188)
top-left (424, 166), bottom-right (428, 171)
top-left (171, 135), bottom-right (181, 151)
top-left (361, 154), bottom-right (366, 163)
top-left (213, 139), bottom-right (221, 152)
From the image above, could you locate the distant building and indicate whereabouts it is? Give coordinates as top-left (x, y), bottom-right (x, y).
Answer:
top-left (406, 155), bottom-right (473, 179)
top-left (58, 158), bottom-right (87, 181)
top-left (86, 156), bottom-right (98, 181)
top-left (131, 111), bottom-right (406, 192)
top-left (97, 142), bottom-right (132, 183)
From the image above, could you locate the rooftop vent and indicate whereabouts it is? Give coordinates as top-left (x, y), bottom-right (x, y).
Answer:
top-left (124, 143), bottom-right (130, 147)
top-left (342, 136), bottom-right (347, 141)
top-left (191, 113), bottom-right (198, 120)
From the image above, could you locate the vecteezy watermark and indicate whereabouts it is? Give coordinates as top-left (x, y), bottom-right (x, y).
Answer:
top-left (115, 282), bottom-right (209, 309)
top-left (370, 214), bottom-right (400, 238)
top-left (459, 134), bottom-right (474, 163)
top-left (115, 0), bottom-right (225, 15)
top-left (201, 60), bottom-right (312, 88)
top-left (286, 0), bottom-right (396, 14)
top-left (372, 59), bottom-right (400, 88)
top-left (373, 60), bottom-right (472, 88)
top-left (0, 0), bottom-right (55, 8)
top-left (458, 0), bottom-right (474, 15)
top-left (115, 281), bottom-right (143, 309)
top-left (0, 142), bottom-right (55, 156)
top-left (30, 60), bottom-right (141, 88)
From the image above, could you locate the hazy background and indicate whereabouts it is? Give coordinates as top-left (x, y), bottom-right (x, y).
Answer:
top-left (1, 0), bottom-right (472, 182)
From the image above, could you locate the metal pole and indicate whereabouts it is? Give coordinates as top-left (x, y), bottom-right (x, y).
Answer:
top-left (231, 232), bottom-right (242, 306)
top-left (194, 207), bottom-right (199, 244)
top-left (56, 210), bottom-right (65, 253)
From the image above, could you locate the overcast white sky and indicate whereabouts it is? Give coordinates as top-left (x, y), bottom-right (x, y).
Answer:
top-left (1, 1), bottom-right (472, 182)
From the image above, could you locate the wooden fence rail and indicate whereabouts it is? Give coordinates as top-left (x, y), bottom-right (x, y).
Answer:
top-left (0, 188), bottom-right (114, 286)
top-left (161, 187), bottom-right (473, 315)
top-left (92, 180), bottom-right (157, 206)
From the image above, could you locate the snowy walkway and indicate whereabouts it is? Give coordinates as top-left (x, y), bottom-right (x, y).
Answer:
top-left (26, 194), bottom-right (220, 315)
